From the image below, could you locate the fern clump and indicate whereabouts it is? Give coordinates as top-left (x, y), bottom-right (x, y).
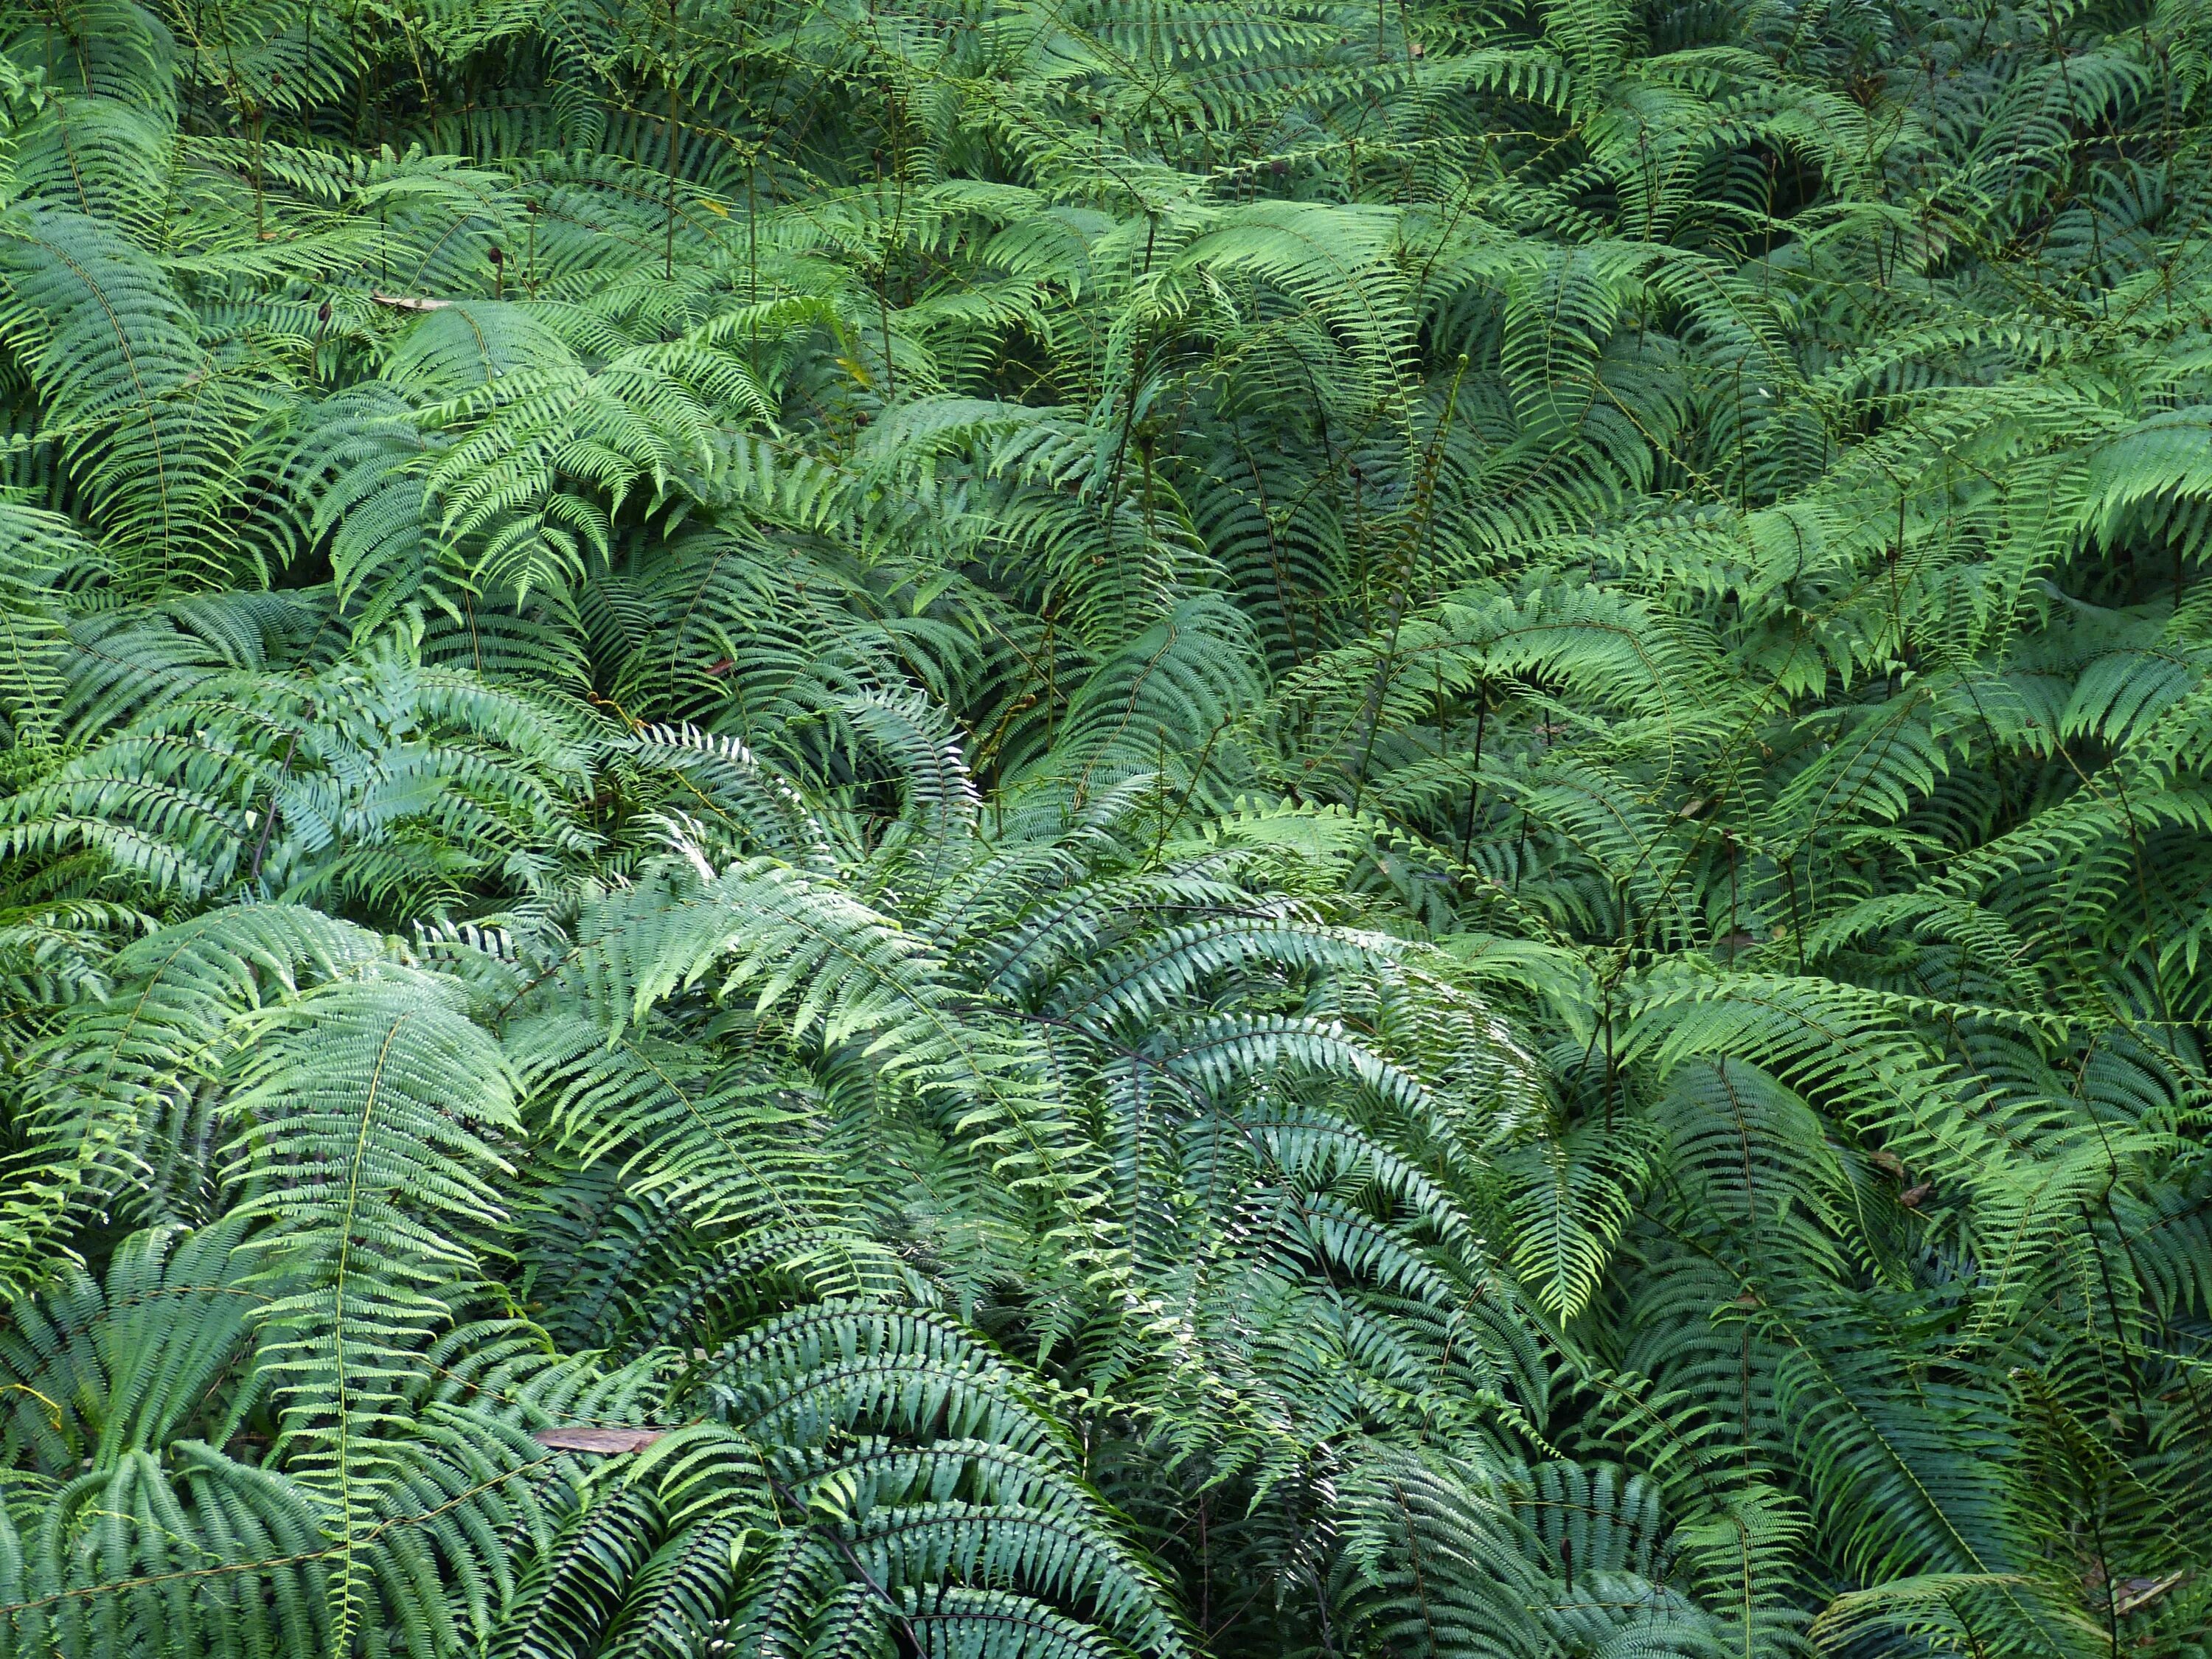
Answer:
top-left (0, 0), bottom-right (2206, 1652)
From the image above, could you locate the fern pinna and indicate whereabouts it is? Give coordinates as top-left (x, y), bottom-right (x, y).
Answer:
top-left (0, 0), bottom-right (2206, 1653)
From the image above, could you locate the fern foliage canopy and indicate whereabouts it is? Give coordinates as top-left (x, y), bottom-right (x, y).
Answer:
top-left (0, 0), bottom-right (2207, 1652)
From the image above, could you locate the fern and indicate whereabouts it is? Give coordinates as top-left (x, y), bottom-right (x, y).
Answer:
top-left (0, 0), bottom-right (2209, 1651)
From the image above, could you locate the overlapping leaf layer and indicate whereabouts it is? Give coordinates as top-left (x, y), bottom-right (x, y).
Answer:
top-left (0, 0), bottom-right (2206, 1653)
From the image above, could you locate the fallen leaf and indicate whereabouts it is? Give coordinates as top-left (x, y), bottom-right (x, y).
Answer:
top-left (533, 1427), bottom-right (667, 1453)
top-left (2114, 1572), bottom-right (2185, 1617)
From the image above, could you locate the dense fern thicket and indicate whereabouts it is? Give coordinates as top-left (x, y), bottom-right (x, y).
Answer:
top-left (0, 0), bottom-right (2208, 1651)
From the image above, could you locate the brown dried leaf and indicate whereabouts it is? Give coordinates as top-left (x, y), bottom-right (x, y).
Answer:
top-left (532, 1427), bottom-right (667, 1454)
